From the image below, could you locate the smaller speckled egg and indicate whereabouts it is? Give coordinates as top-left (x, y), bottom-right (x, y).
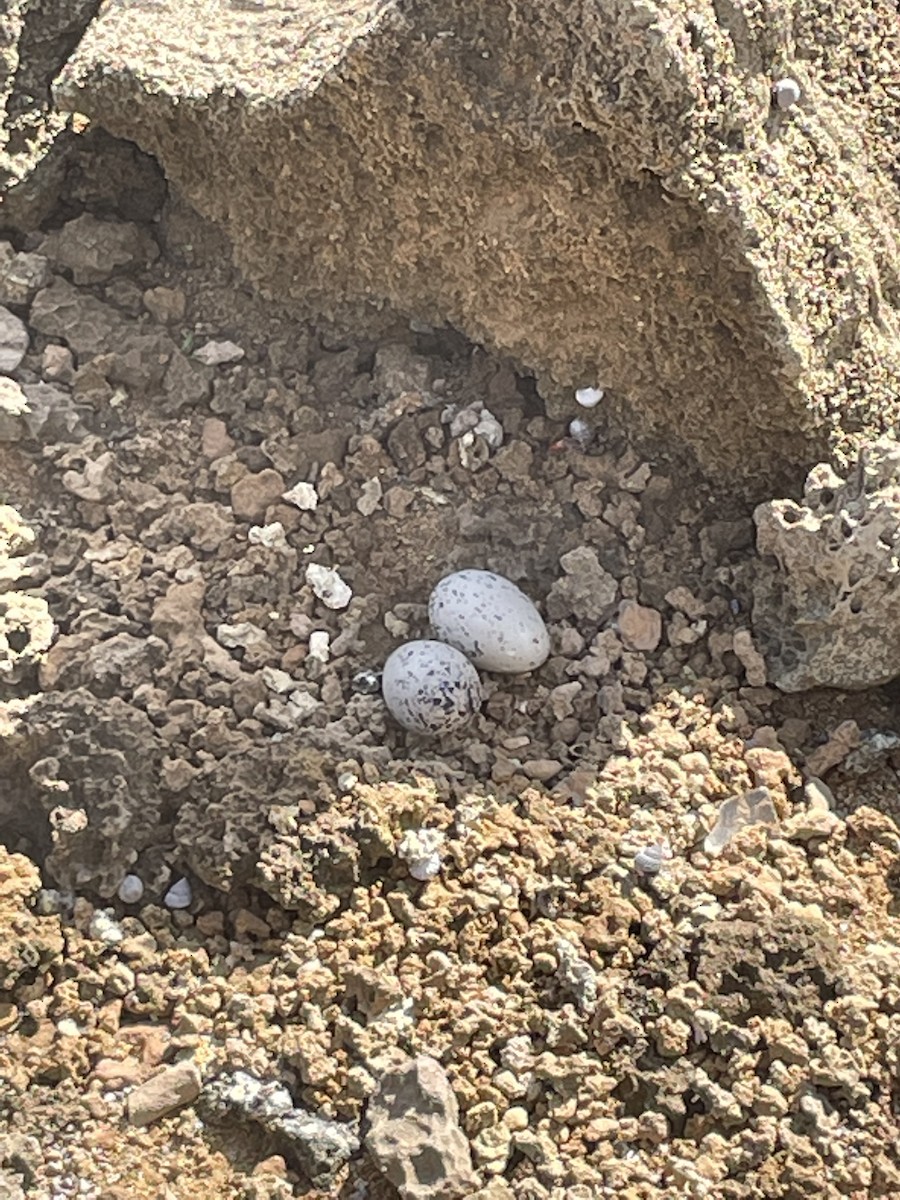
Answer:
top-left (429, 569), bottom-right (550, 673)
top-left (382, 640), bottom-right (483, 734)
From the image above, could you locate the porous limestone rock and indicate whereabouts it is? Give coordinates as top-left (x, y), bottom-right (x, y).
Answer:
top-left (2, 688), bottom-right (168, 898)
top-left (49, 0), bottom-right (900, 486)
top-left (752, 437), bottom-right (900, 692)
top-left (0, 593), bottom-right (55, 684)
top-left (365, 1054), bottom-right (477, 1200)
top-left (0, 847), bottom-right (64, 992)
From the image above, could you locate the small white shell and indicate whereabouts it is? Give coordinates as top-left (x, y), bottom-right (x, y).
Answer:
top-left (633, 842), bottom-right (672, 875)
top-left (382, 640), bottom-right (483, 734)
top-left (117, 873), bottom-right (144, 904)
top-left (774, 77), bottom-right (801, 110)
top-left (163, 877), bottom-right (193, 910)
top-left (428, 569), bottom-right (550, 674)
top-left (575, 386), bottom-right (604, 408)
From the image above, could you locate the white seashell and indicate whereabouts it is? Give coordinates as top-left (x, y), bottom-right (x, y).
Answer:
top-left (382, 640), bottom-right (483, 734)
top-left (428, 569), bottom-right (550, 674)
top-left (633, 841), bottom-right (672, 875)
top-left (774, 77), bottom-right (802, 109)
top-left (117, 873), bottom-right (144, 904)
top-left (163, 877), bottom-right (193, 910)
top-left (568, 417), bottom-right (592, 444)
top-left (575, 386), bottom-right (604, 408)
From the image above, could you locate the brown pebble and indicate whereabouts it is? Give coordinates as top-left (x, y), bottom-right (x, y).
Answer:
top-left (231, 469), bottom-right (286, 522)
top-left (281, 644), bottom-right (308, 672)
top-left (201, 417), bottom-right (235, 460)
top-left (252, 1155), bottom-right (288, 1178)
top-left (126, 1059), bottom-right (202, 1127)
top-left (522, 759), bottom-right (564, 782)
top-left (195, 911), bottom-right (226, 937)
top-left (234, 908), bottom-right (271, 940)
top-left (143, 285), bottom-right (187, 324)
top-left (93, 1056), bottom-right (146, 1086)
top-left (617, 599), bottom-right (662, 652)
top-left (119, 1023), bottom-right (170, 1066)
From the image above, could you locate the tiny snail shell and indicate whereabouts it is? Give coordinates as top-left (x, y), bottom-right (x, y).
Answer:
top-left (773, 77), bottom-right (802, 110)
top-left (633, 841), bottom-right (672, 875)
top-left (568, 417), bottom-right (593, 448)
top-left (117, 873), bottom-right (144, 904)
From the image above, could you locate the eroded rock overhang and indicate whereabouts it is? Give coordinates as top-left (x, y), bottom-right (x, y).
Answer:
top-left (35, 0), bottom-right (900, 487)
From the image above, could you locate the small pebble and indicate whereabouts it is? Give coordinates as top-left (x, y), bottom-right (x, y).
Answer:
top-left (398, 829), bottom-right (445, 881)
top-left (193, 339), bottom-right (244, 365)
top-left (633, 842), bottom-right (672, 876)
top-left (164, 877), bottom-right (193, 910)
top-left (308, 631), bottom-right (330, 662)
top-left (283, 481), bottom-right (318, 511)
top-left (262, 666), bottom-right (295, 694)
top-left (127, 1060), bottom-right (202, 1127)
top-left (248, 522), bottom-right (288, 550)
top-left (705, 787), bottom-right (778, 855)
top-left (0, 306), bottom-right (29, 373)
top-left (306, 562), bottom-right (352, 610)
top-left (88, 909), bottom-right (124, 944)
top-left (352, 668), bottom-right (381, 695)
top-left (34, 888), bottom-right (69, 915)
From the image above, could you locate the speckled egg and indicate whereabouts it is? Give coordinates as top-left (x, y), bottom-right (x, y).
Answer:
top-left (428, 569), bottom-right (550, 673)
top-left (382, 640), bottom-right (483, 734)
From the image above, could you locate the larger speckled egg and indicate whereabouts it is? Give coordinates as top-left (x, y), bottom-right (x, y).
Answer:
top-left (429, 569), bottom-right (550, 674)
top-left (382, 640), bottom-right (483, 734)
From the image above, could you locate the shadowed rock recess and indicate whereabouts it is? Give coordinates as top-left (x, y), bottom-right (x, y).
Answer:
top-left (46, 0), bottom-right (900, 487)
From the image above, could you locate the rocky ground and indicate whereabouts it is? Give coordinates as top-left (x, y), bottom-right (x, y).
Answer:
top-left (2, 135), bottom-right (900, 1200)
